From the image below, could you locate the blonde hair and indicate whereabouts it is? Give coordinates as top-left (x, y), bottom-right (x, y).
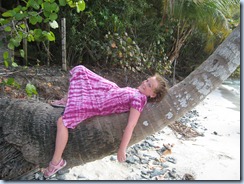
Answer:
top-left (149, 73), bottom-right (168, 102)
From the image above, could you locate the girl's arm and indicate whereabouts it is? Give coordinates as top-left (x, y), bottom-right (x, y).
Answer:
top-left (117, 107), bottom-right (141, 162)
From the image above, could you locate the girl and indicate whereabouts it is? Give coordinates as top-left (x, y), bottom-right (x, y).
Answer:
top-left (44, 65), bottom-right (168, 178)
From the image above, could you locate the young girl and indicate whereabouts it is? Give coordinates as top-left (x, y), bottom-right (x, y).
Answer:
top-left (44, 65), bottom-right (168, 178)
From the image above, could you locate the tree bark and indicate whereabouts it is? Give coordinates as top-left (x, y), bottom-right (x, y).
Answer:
top-left (0, 25), bottom-right (240, 179)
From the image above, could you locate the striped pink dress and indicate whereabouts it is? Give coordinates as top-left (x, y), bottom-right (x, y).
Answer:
top-left (62, 65), bottom-right (147, 129)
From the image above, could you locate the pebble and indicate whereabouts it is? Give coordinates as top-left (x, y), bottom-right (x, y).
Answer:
top-left (166, 157), bottom-right (177, 164)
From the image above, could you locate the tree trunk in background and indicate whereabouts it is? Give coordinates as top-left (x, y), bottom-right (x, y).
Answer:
top-left (167, 26), bottom-right (193, 64)
top-left (0, 25), bottom-right (240, 179)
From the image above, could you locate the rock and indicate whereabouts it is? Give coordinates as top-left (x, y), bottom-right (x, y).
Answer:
top-left (140, 158), bottom-right (149, 164)
top-left (34, 171), bottom-right (44, 180)
top-left (110, 155), bottom-right (117, 161)
top-left (77, 173), bottom-right (86, 179)
top-left (182, 173), bottom-right (195, 180)
top-left (166, 157), bottom-right (177, 164)
top-left (56, 174), bottom-right (66, 180)
top-left (152, 160), bottom-right (160, 165)
top-left (149, 169), bottom-right (167, 178)
top-left (126, 156), bottom-right (137, 164)
top-left (141, 174), bottom-right (150, 180)
top-left (141, 171), bottom-right (148, 176)
top-left (160, 163), bottom-right (169, 168)
top-left (57, 169), bottom-right (70, 175)
top-left (145, 139), bottom-right (157, 148)
top-left (168, 170), bottom-right (176, 178)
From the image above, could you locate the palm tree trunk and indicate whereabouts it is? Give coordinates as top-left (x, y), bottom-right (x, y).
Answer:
top-left (0, 25), bottom-right (240, 180)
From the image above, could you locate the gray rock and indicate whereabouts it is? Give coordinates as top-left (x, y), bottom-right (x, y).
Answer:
top-left (150, 169), bottom-right (167, 178)
top-left (77, 173), bottom-right (85, 179)
top-left (140, 159), bottom-right (149, 164)
top-left (166, 157), bottom-right (177, 164)
top-left (145, 139), bottom-right (158, 148)
top-left (57, 169), bottom-right (70, 175)
top-left (56, 174), bottom-right (66, 180)
top-left (126, 156), bottom-right (136, 164)
top-left (110, 155), bottom-right (117, 161)
top-left (141, 174), bottom-right (150, 180)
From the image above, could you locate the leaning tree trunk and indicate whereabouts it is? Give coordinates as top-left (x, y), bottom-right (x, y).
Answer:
top-left (0, 25), bottom-right (240, 179)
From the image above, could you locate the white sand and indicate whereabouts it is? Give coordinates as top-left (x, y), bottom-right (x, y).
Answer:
top-left (65, 82), bottom-right (240, 180)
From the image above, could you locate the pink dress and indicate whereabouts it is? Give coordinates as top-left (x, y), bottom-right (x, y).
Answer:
top-left (62, 65), bottom-right (147, 129)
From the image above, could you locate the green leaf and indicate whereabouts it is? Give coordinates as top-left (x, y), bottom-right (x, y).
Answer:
top-left (77, 0), bottom-right (86, 12)
top-left (12, 62), bottom-right (18, 67)
top-left (0, 18), bottom-right (5, 24)
top-left (2, 10), bottom-right (16, 17)
top-left (3, 52), bottom-right (9, 59)
top-left (10, 38), bottom-right (21, 47)
top-left (51, 2), bottom-right (59, 12)
top-left (28, 11), bottom-right (39, 16)
top-left (67, 0), bottom-right (76, 8)
top-left (15, 13), bottom-right (26, 21)
top-left (29, 16), bottom-right (38, 25)
top-left (27, 34), bottom-right (35, 42)
top-left (19, 23), bottom-right (26, 29)
top-left (43, 10), bottom-right (51, 18)
top-left (20, 49), bottom-right (25, 58)
top-left (46, 31), bottom-right (55, 41)
top-left (34, 28), bottom-right (42, 35)
top-left (37, 16), bottom-right (43, 23)
top-left (43, 2), bottom-right (52, 12)
top-left (7, 42), bottom-right (15, 50)
top-left (28, 0), bottom-right (40, 10)
top-left (6, 78), bottom-right (14, 85)
top-left (13, 5), bottom-right (22, 13)
top-left (33, 29), bottom-right (44, 41)
top-left (37, 0), bottom-right (43, 5)
top-left (4, 26), bottom-right (11, 32)
top-left (44, 18), bottom-right (49, 23)
top-left (59, 0), bottom-right (66, 6)
top-left (21, 6), bottom-right (28, 11)
top-left (26, 83), bottom-right (38, 97)
top-left (49, 13), bottom-right (58, 21)
top-left (4, 60), bottom-right (9, 68)
top-left (0, 18), bottom-right (10, 25)
top-left (49, 20), bottom-right (59, 29)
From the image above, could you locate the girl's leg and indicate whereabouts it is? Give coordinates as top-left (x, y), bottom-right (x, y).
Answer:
top-left (44, 116), bottom-right (68, 177)
top-left (51, 116), bottom-right (68, 164)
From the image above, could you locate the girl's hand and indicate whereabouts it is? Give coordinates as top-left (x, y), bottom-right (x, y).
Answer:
top-left (117, 148), bottom-right (126, 162)
top-left (117, 108), bottom-right (140, 163)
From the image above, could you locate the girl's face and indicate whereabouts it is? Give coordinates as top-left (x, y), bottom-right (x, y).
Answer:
top-left (138, 76), bottom-right (158, 98)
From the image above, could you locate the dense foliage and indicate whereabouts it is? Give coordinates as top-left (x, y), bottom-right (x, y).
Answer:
top-left (0, 0), bottom-right (240, 79)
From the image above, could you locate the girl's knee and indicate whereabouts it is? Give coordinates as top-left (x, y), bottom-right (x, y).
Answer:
top-left (57, 117), bottom-right (65, 127)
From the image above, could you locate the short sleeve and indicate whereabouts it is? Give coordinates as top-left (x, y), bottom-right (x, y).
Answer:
top-left (130, 92), bottom-right (147, 112)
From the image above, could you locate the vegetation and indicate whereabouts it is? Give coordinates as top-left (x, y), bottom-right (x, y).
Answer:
top-left (0, 0), bottom-right (240, 78)
top-left (0, 0), bottom-right (86, 66)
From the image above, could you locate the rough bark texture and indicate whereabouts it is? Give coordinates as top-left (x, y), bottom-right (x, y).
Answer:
top-left (0, 25), bottom-right (240, 180)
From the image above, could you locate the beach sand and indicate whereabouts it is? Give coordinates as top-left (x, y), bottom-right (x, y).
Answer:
top-left (61, 80), bottom-right (240, 181)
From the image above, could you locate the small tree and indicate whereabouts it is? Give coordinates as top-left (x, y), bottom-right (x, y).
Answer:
top-left (0, 0), bottom-right (86, 67)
